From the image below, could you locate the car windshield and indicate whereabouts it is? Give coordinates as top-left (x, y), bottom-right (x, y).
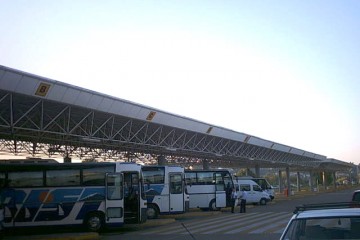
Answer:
top-left (282, 216), bottom-right (360, 240)
top-left (353, 192), bottom-right (360, 201)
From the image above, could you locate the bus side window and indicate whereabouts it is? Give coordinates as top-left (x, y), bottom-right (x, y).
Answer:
top-left (107, 174), bottom-right (122, 200)
top-left (9, 171), bottom-right (43, 187)
top-left (170, 174), bottom-right (182, 194)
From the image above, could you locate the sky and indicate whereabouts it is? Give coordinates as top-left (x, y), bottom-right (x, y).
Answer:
top-left (0, 1), bottom-right (360, 164)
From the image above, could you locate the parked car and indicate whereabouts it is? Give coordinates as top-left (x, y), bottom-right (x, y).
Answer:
top-left (280, 202), bottom-right (360, 240)
top-left (352, 190), bottom-right (360, 202)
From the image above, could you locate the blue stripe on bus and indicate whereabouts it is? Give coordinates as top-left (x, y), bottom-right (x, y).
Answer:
top-left (81, 188), bottom-right (105, 201)
top-left (76, 201), bottom-right (102, 220)
top-left (144, 184), bottom-right (164, 203)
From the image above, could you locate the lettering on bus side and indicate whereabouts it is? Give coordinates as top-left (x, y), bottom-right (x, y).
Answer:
top-left (2, 188), bottom-right (105, 223)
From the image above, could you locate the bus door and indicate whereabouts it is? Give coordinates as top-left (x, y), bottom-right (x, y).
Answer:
top-left (214, 173), bottom-right (226, 208)
top-left (105, 173), bottom-right (124, 225)
top-left (123, 172), bottom-right (140, 223)
top-left (169, 173), bottom-right (184, 213)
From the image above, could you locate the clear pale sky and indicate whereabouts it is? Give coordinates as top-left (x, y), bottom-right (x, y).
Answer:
top-left (1, 1), bottom-right (359, 164)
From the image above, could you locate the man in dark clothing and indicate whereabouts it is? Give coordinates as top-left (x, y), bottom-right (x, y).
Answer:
top-left (226, 182), bottom-right (232, 206)
top-left (239, 188), bottom-right (247, 213)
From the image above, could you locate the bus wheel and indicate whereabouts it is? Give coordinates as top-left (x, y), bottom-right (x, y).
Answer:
top-left (209, 199), bottom-right (220, 211)
top-left (85, 212), bottom-right (104, 232)
top-left (260, 198), bottom-right (267, 205)
top-left (146, 204), bottom-right (159, 219)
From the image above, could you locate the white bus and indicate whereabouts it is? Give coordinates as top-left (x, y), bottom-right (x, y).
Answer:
top-left (0, 162), bottom-right (147, 232)
top-left (142, 165), bottom-right (189, 219)
top-left (185, 169), bottom-right (235, 211)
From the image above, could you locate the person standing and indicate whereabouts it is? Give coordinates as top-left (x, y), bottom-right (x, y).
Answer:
top-left (230, 187), bottom-right (237, 213)
top-left (239, 188), bottom-right (247, 213)
top-left (226, 182), bottom-right (232, 207)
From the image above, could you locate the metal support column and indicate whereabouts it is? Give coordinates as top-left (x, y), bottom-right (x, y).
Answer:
top-left (255, 164), bottom-right (260, 177)
top-left (286, 167), bottom-right (290, 196)
top-left (278, 170), bottom-right (283, 194)
top-left (297, 171), bottom-right (301, 192)
top-left (309, 171), bottom-right (314, 192)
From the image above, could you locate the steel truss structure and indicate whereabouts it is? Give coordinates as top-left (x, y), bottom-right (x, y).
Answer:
top-left (0, 65), bottom-right (353, 172)
top-left (0, 90), bottom-right (350, 171)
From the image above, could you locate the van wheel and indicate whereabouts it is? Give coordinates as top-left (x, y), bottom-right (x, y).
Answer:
top-left (209, 199), bottom-right (220, 211)
top-left (84, 212), bottom-right (104, 232)
top-left (146, 204), bottom-right (159, 219)
top-left (260, 198), bottom-right (267, 205)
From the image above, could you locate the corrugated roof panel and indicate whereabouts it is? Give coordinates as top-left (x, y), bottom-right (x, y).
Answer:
top-left (303, 151), bottom-right (322, 158)
top-left (158, 114), bottom-right (192, 131)
top-left (212, 127), bottom-right (227, 138)
top-left (316, 154), bottom-right (326, 160)
top-left (230, 131), bottom-right (247, 142)
top-left (117, 102), bottom-right (133, 117)
top-left (289, 148), bottom-right (304, 155)
top-left (303, 151), bottom-right (311, 157)
top-left (248, 137), bottom-right (273, 148)
top-left (87, 94), bottom-right (104, 109)
top-left (272, 143), bottom-right (290, 152)
top-left (97, 97), bottom-right (114, 113)
top-left (1, 71), bottom-right (22, 91)
top-left (108, 100), bottom-right (123, 115)
top-left (74, 91), bottom-right (92, 107)
top-left (18, 76), bottom-right (39, 95)
top-left (61, 88), bottom-right (80, 105)
top-left (171, 115), bottom-right (184, 128)
top-left (212, 129), bottom-right (247, 142)
top-left (48, 84), bottom-right (67, 102)
top-left (127, 104), bottom-right (142, 118)
top-left (179, 120), bottom-right (198, 132)
top-left (154, 112), bottom-right (173, 125)
top-left (135, 107), bottom-right (153, 120)
top-left (167, 114), bottom-right (179, 125)
top-left (184, 119), bottom-right (208, 133)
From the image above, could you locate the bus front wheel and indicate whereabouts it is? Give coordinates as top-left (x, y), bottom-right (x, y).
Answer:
top-left (146, 204), bottom-right (159, 219)
top-left (209, 199), bottom-right (220, 211)
top-left (84, 212), bottom-right (104, 232)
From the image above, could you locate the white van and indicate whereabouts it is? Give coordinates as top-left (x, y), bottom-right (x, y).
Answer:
top-left (235, 179), bottom-right (270, 205)
top-left (236, 176), bottom-right (275, 200)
